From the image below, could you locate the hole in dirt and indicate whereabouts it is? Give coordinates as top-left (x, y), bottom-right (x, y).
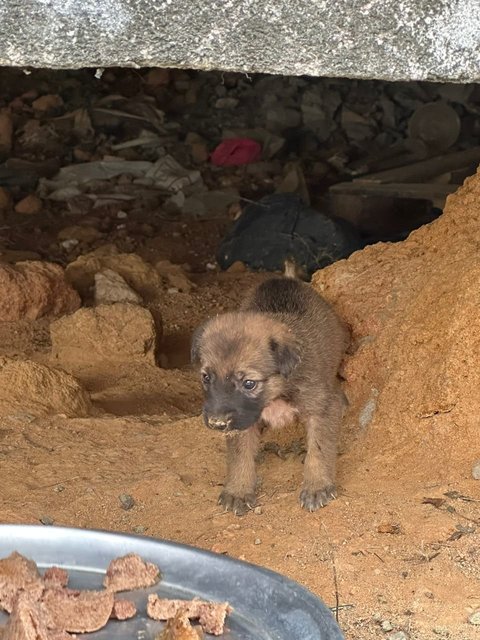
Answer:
top-left (159, 332), bottom-right (193, 370)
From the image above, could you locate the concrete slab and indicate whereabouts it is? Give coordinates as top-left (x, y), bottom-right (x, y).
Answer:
top-left (0, 0), bottom-right (479, 81)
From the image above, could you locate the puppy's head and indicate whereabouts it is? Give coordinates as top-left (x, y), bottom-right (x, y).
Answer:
top-left (191, 312), bottom-right (300, 432)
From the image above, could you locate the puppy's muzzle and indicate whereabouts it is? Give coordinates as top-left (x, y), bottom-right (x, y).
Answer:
top-left (206, 414), bottom-right (234, 432)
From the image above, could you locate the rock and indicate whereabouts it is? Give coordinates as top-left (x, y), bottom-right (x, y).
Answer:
top-left (182, 190), bottom-right (240, 218)
top-left (0, 261), bottom-right (80, 322)
top-left (50, 303), bottom-right (158, 366)
top-left (0, 187), bottom-right (12, 211)
top-left (377, 523), bottom-right (401, 534)
top-left (32, 94), bottom-right (64, 114)
top-left (39, 515), bottom-right (54, 526)
top-left (14, 194), bottom-right (42, 215)
top-left (226, 261), bottom-right (247, 274)
top-left (472, 460), bottom-right (480, 480)
top-left (0, 108), bottom-right (13, 159)
top-left (301, 88), bottom-right (337, 142)
top-left (387, 633), bottom-right (408, 640)
top-left (94, 269), bottom-right (143, 305)
top-left (341, 107), bottom-right (375, 144)
top-left (0, 357), bottom-right (91, 418)
top-left (133, 525), bottom-right (147, 534)
top-left (190, 142), bottom-right (209, 163)
top-left (57, 225), bottom-right (103, 243)
top-left (60, 239), bottom-right (79, 252)
top-left (119, 494), bottom-right (135, 510)
top-left (65, 245), bottom-right (163, 301)
top-left (155, 260), bottom-right (194, 293)
top-left (381, 620), bottom-right (393, 632)
top-left (266, 106), bottom-right (302, 132)
top-left (468, 611), bottom-right (480, 625)
top-left (215, 97), bottom-right (239, 109)
top-left (358, 391), bottom-right (378, 429)
top-left (312, 167), bottom-right (480, 483)
top-left (184, 134), bottom-right (210, 164)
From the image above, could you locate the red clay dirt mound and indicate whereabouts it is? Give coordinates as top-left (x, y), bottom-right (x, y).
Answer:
top-left (313, 167), bottom-right (480, 482)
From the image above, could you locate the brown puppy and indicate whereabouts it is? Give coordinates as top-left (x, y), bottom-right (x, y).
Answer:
top-left (191, 272), bottom-right (349, 515)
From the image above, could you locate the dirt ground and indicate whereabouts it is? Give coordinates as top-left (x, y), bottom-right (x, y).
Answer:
top-left (0, 67), bottom-right (479, 640)
top-left (0, 212), bottom-right (478, 640)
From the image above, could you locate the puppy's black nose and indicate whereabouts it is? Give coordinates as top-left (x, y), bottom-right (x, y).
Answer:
top-left (207, 414), bottom-right (233, 431)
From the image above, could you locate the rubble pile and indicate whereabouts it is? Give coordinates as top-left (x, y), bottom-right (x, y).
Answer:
top-left (0, 68), bottom-right (478, 273)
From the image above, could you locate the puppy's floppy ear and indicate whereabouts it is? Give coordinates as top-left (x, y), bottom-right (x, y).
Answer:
top-left (191, 322), bottom-right (207, 364)
top-left (269, 335), bottom-right (301, 377)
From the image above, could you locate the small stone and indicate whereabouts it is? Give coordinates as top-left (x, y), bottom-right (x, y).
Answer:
top-left (468, 611), bottom-right (480, 625)
top-left (387, 633), bottom-right (408, 640)
top-left (40, 515), bottom-right (54, 526)
top-left (117, 210), bottom-right (128, 219)
top-left (433, 626), bottom-right (450, 636)
top-left (377, 523), bottom-right (401, 534)
top-left (472, 460), bottom-right (480, 480)
top-left (215, 97), bottom-right (239, 109)
top-left (32, 94), bottom-right (64, 114)
top-left (167, 287), bottom-right (178, 294)
top-left (94, 269), bottom-right (142, 305)
top-left (15, 194), bottom-right (42, 215)
top-left (227, 261), bottom-right (247, 273)
top-left (211, 544), bottom-right (228, 555)
top-left (65, 247), bottom-right (164, 300)
top-left (254, 506), bottom-right (263, 515)
top-left (254, 538), bottom-right (262, 545)
top-left (381, 620), bottom-right (393, 632)
top-left (60, 239), bottom-right (79, 251)
top-left (58, 225), bottom-right (103, 243)
top-left (190, 141), bottom-right (209, 164)
top-left (53, 484), bottom-right (65, 493)
top-left (133, 525), bottom-right (147, 534)
top-left (206, 263), bottom-right (217, 271)
top-left (266, 106), bottom-right (302, 132)
top-left (119, 493), bottom-right (135, 510)
top-left (73, 148), bottom-right (92, 162)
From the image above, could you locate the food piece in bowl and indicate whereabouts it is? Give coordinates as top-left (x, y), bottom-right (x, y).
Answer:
top-left (3, 592), bottom-right (73, 640)
top-left (147, 596), bottom-right (232, 636)
top-left (156, 610), bottom-right (204, 640)
top-left (110, 598), bottom-right (137, 620)
top-left (0, 553), bottom-right (44, 613)
top-left (41, 587), bottom-right (114, 633)
top-left (43, 568), bottom-right (69, 590)
top-left (103, 553), bottom-right (161, 592)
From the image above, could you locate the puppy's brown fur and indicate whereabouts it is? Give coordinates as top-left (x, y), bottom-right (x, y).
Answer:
top-left (191, 272), bottom-right (349, 515)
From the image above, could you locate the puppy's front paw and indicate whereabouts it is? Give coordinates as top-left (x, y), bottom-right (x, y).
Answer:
top-left (218, 490), bottom-right (256, 516)
top-left (300, 484), bottom-right (337, 512)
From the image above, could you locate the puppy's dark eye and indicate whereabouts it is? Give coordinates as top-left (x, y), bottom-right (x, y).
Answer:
top-left (202, 373), bottom-right (211, 384)
top-left (243, 380), bottom-right (257, 390)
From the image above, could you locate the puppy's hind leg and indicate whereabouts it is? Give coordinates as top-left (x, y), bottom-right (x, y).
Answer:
top-left (219, 424), bottom-right (261, 516)
top-left (300, 392), bottom-right (343, 512)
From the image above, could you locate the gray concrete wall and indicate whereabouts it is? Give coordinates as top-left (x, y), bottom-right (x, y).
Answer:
top-left (0, 0), bottom-right (479, 82)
